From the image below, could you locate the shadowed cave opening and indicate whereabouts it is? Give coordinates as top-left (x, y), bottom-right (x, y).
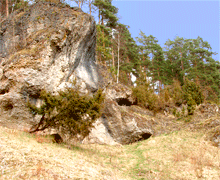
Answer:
top-left (51, 134), bottom-right (63, 144)
top-left (0, 89), bottom-right (9, 95)
top-left (137, 133), bottom-right (152, 141)
top-left (116, 98), bottom-right (137, 106)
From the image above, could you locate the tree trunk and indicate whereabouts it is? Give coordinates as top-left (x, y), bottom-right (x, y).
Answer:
top-left (98, 10), bottom-right (100, 24)
top-left (180, 51), bottom-right (185, 82)
top-left (111, 38), bottom-right (115, 68)
top-left (89, 0), bottom-right (91, 15)
top-left (117, 33), bottom-right (120, 83)
top-left (78, 0), bottom-right (81, 8)
top-left (6, 0), bottom-right (9, 17)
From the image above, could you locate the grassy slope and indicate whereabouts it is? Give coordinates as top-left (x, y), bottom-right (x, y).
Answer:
top-left (1, 124), bottom-right (220, 180)
top-left (0, 126), bottom-right (125, 180)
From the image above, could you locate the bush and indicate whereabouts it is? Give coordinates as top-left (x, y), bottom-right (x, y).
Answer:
top-left (158, 81), bottom-right (184, 108)
top-left (183, 79), bottom-right (204, 106)
top-left (132, 82), bottom-right (161, 114)
top-left (132, 79), bottom-right (205, 116)
top-left (172, 80), bottom-right (184, 106)
top-left (202, 86), bottom-right (219, 104)
top-left (186, 94), bottom-right (196, 115)
top-left (182, 79), bottom-right (204, 115)
top-left (27, 86), bottom-right (105, 138)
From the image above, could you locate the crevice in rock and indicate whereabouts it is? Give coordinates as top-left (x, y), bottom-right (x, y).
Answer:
top-left (50, 41), bottom-right (62, 65)
top-left (138, 133), bottom-right (152, 141)
top-left (116, 98), bottom-right (137, 106)
top-left (0, 89), bottom-right (9, 95)
top-left (2, 99), bottom-right (14, 111)
top-left (51, 133), bottom-right (63, 144)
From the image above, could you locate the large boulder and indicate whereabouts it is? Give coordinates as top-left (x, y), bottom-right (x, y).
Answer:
top-left (83, 99), bottom-right (154, 145)
top-left (0, 2), bottom-right (101, 130)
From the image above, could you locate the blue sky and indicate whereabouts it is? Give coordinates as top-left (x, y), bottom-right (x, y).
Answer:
top-left (69, 0), bottom-right (219, 62)
top-left (112, 0), bottom-right (219, 61)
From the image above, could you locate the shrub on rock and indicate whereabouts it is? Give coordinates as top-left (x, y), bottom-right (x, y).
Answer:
top-left (27, 86), bottom-right (105, 138)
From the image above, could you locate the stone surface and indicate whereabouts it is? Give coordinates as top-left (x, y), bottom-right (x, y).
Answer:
top-left (0, 2), bottom-right (154, 145)
top-left (0, 2), bottom-right (101, 130)
top-left (83, 100), bottom-right (154, 145)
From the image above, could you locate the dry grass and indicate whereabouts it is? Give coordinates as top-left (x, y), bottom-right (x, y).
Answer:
top-left (1, 125), bottom-right (220, 180)
top-left (133, 131), bottom-right (220, 179)
top-left (0, 126), bottom-right (125, 180)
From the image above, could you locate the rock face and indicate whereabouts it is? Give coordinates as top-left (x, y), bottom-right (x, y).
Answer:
top-left (0, 2), bottom-right (154, 145)
top-left (0, 2), bottom-right (100, 130)
top-left (83, 99), bottom-right (154, 145)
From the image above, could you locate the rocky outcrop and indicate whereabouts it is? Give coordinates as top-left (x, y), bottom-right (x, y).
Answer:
top-left (83, 100), bottom-right (154, 145)
top-left (0, 2), bottom-right (155, 145)
top-left (0, 2), bottom-right (101, 130)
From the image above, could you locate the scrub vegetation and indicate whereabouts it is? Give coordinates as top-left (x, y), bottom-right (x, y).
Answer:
top-left (27, 84), bottom-right (105, 138)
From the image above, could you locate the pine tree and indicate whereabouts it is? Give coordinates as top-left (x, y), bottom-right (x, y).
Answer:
top-left (164, 36), bottom-right (220, 101)
top-left (111, 24), bottom-right (139, 85)
top-left (164, 37), bottom-right (190, 85)
top-left (93, 0), bottom-right (118, 65)
top-left (137, 31), bottom-right (166, 89)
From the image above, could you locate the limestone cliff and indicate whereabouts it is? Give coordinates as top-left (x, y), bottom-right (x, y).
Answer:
top-left (0, 2), bottom-right (156, 145)
top-left (0, 2), bottom-right (100, 129)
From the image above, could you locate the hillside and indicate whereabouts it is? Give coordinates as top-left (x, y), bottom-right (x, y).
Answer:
top-left (1, 120), bottom-right (220, 180)
top-left (0, 2), bottom-right (220, 179)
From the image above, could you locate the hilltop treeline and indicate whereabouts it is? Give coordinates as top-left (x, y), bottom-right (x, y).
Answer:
top-left (90, 0), bottom-right (220, 106)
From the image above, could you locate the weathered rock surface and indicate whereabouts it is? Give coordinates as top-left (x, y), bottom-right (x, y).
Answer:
top-left (83, 100), bottom-right (154, 145)
top-left (0, 2), bottom-right (101, 130)
top-left (0, 2), bottom-right (154, 145)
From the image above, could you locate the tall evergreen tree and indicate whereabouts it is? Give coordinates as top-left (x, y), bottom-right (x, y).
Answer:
top-left (164, 37), bottom-right (190, 85)
top-left (93, 0), bottom-right (118, 64)
top-left (111, 24), bottom-right (139, 85)
top-left (186, 37), bottom-right (220, 99)
top-left (164, 36), bottom-right (220, 100)
top-left (137, 31), bottom-right (166, 89)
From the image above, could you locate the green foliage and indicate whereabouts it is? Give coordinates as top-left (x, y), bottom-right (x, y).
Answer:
top-left (27, 86), bottom-right (105, 138)
top-left (13, 0), bottom-right (29, 10)
top-left (132, 81), bottom-right (160, 114)
top-left (0, 0), bottom-right (29, 17)
top-left (172, 80), bottom-right (184, 106)
top-left (96, 24), bottom-right (112, 64)
top-left (136, 31), bottom-right (166, 85)
top-left (34, 0), bottom-right (61, 3)
top-left (118, 70), bottom-right (129, 85)
top-left (182, 79), bottom-right (204, 106)
top-left (115, 24), bottom-right (140, 85)
top-left (203, 86), bottom-right (219, 104)
top-left (159, 80), bottom-right (184, 107)
top-left (93, 0), bottom-right (118, 28)
top-left (172, 107), bottom-right (177, 116)
top-left (176, 111), bottom-right (180, 118)
top-left (181, 106), bottom-right (185, 116)
top-left (134, 34), bottom-right (219, 103)
top-left (162, 80), bottom-right (203, 115)
top-left (182, 79), bottom-right (204, 115)
top-left (94, 0), bottom-right (118, 65)
top-left (163, 36), bottom-right (220, 101)
top-left (132, 79), bottom-right (204, 116)
top-left (186, 94), bottom-right (196, 115)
